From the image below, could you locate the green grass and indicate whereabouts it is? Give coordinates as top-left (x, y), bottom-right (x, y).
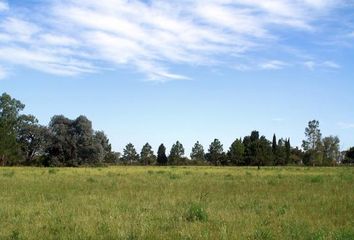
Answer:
top-left (0, 166), bottom-right (353, 239)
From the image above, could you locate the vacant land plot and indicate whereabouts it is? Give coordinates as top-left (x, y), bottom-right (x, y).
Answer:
top-left (0, 167), bottom-right (353, 239)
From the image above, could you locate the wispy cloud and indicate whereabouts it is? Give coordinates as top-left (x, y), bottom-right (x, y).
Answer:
top-left (0, 1), bottom-right (8, 12)
top-left (260, 60), bottom-right (288, 70)
top-left (0, 0), bottom-right (349, 81)
top-left (338, 122), bottom-right (354, 129)
top-left (304, 60), bottom-right (341, 70)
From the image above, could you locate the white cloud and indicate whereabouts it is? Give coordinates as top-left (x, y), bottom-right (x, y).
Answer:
top-left (304, 60), bottom-right (340, 70)
top-left (0, 0), bottom-right (348, 81)
top-left (304, 61), bottom-right (316, 70)
top-left (260, 60), bottom-right (288, 70)
top-left (322, 61), bottom-right (340, 69)
top-left (338, 122), bottom-right (354, 129)
top-left (0, 1), bottom-right (8, 11)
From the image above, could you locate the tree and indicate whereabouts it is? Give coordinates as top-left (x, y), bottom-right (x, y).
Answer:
top-left (157, 144), bottom-right (168, 165)
top-left (207, 139), bottom-right (224, 165)
top-left (140, 143), bottom-right (156, 165)
top-left (121, 143), bottom-right (139, 165)
top-left (285, 138), bottom-right (291, 165)
top-left (94, 131), bottom-right (117, 164)
top-left (302, 120), bottom-right (322, 151)
top-left (0, 93), bottom-right (25, 165)
top-left (302, 120), bottom-right (323, 166)
top-left (227, 138), bottom-right (245, 165)
top-left (190, 141), bottom-right (205, 162)
top-left (272, 134), bottom-right (277, 156)
top-left (169, 141), bottom-right (185, 165)
top-left (45, 115), bottom-right (109, 166)
top-left (274, 139), bottom-right (286, 165)
top-left (45, 115), bottom-right (76, 166)
top-left (256, 136), bottom-right (273, 167)
top-left (343, 147), bottom-right (354, 164)
top-left (17, 114), bottom-right (48, 165)
top-left (290, 147), bottom-right (304, 165)
top-left (322, 136), bottom-right (340, 165)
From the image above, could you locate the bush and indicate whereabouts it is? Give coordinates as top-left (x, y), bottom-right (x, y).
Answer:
top-left (185, 203), bottom-right (208, 222)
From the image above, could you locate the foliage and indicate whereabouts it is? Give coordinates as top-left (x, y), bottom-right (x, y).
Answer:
top-left (227, 138), bottom-right (245, 165)
top-left (0, 93), bottom-right (349, 167)
top-left (168, 141), bottom-right (185, 165)
top-left (121, 143), bottom-right (139, 165)
top-left (140, 143), bottom-right (156, 165)
top-left (343, 147), bottom-right (354, 164)
top-left (190, 141), bottom-right (205, 162)
top-left (157, 144), bottom-right (168, 165)
top-left (207, 139), bottom-right (224, 165)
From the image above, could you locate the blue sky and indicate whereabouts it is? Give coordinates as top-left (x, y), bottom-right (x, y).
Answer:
top-left (0, 0), bottom-right (353, 153)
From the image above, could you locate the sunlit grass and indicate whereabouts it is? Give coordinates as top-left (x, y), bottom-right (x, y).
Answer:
top-left (0, 166), bottom-right (353, 239)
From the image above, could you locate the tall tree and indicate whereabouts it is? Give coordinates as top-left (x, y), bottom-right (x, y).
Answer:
top-left (17, 114), bottom-right (48, 165)
top-left (302, 120), bottom-right (322, 151)
top-left (274, 139), bottom-right (286, 165)
top-left (190, 141), bottom-right (205, 162)
top-left (157, 144), bottom-right (168, 165)
top-left (322, 136), bottom-right (340, 165)
top-left (0, 93), bottom-right (25, 165)
top-left (227, 138), bottom-right (245, 165)
top-left (140, 143), bottom-right (156, 165)
top-left (169, 141), bottom-right (185, 165)
top-left (207, 139), bottom-right (224, 165)
top-left (302, 120), bottom-right (323, 166)
top-left (285, 138), bottom-right (291, 165)
top-left (343, 147), bottom-right (354, 164)
top-left (122, 143), bottom-right (139, 165)
top-left (45, 115), bottom-right (108, 166)
top-left (272, 134), bottom-right (277, 155)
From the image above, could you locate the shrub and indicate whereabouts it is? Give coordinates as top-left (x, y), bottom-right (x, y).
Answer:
top-left (185, 203), bottom-right (208, 222)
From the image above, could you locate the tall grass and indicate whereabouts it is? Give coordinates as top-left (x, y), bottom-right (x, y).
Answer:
top-left (0, 166), bottom-right (353, 239)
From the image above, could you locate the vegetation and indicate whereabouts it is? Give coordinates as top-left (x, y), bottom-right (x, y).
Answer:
top-left (0, 166), bottom-right (353, 239)
top-left (0, 92), bottom-right (352, 167)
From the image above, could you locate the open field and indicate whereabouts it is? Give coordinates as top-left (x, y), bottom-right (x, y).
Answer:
top-left (0, 167), bottom-right (353, 240)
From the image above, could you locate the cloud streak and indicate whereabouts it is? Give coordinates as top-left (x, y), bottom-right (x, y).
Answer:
top-left (0, 0), bottom-right (349, 81)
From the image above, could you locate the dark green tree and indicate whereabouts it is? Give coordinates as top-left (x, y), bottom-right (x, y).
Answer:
top-left (157, 144), bottom-right (168, 165)
top-left (190, 141), bottom-right (205, 162)
top-left (272, 134), bottom-right (277, 156)
top-left (122, 143), bottom-right (139, 165)
top-left (207, 139), bottom-right (224, 165)
top-left (343, 147), bottom-right (354, 164)
top-left (274, 139), bottom-right (286, 165)
top-left (256, 136), bottom-right (273, 168)
top-left (140, 143), bottom-right (156, 165)
top-left (17, 114), bottom-right (48, 165)
top-left (227, 138), bottom-right (245, 165)
top-left (285, 138), bottom-right (291, 165)
top-left (0, 93), bottom-right (25, 165)
top-left (94, 131), bottom-right (117, 164)
top-left (169, 141), bottom-right (185, 165)
top-left (45, 115), bottom-right (108, 166)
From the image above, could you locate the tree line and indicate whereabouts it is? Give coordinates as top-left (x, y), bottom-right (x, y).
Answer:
top-left (1, 92), bottom-right (353, 167)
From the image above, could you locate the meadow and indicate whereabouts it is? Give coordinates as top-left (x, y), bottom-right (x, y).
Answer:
top-left (0, 166), bottom-right (353, 240)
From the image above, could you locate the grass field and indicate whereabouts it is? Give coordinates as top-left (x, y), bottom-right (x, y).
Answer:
top-left (0, 166), bottom-right (353, 240)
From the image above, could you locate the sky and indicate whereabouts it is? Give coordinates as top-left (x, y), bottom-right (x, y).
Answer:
top-left (0, 0), bottom-right (353, 154)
